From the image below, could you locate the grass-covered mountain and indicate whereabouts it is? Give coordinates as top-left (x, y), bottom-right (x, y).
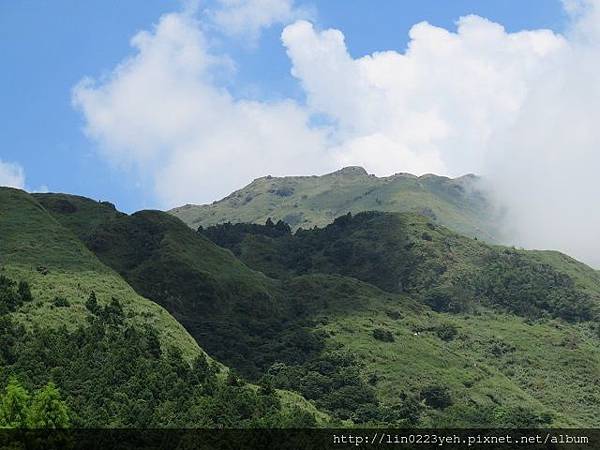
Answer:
top-left (0, 188), bottom-right (324, 427)
top-left (170, 167), bottom-right (501, 242)
top-left (203, 212), bottom-right (600, 322)
top-left (38, 191), bottom-right (600, 427)
top-left (199, 213), bottom-right (600, 426)
top-left (36, 193), bottom-right (319, 379)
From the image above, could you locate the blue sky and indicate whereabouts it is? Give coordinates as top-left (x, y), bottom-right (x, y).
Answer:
top-left (0, 0), bottom-right (569, 212)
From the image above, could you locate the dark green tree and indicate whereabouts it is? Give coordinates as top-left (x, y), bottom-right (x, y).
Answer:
top-left (85, 290), bottom-right (99, 315)
top-left (421, 385), bottom-right (452, 410)
top-left (17, 281), bottom-right (33, 303)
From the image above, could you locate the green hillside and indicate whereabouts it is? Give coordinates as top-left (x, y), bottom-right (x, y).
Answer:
top-left (0, 188), bottom-right (324, 427)
top-left (202, 212), bottom-right (599, 321)
top-left (40, 192), bottom-right (600, 427)
top-left (1, 188), bottom-right (199, 358)
top-left (198, 212), bottom-right (600, 426)
top-left (36, 193), bottom-right (310, 379)
top-left (170, 166), bottom-right (500, 242)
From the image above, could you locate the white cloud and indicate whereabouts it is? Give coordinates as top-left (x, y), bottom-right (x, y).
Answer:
top-left (73, 10), bottom-right (331, 207)
top-left (0, 160), bottom-right (25, 189)
top-left (282, 18), bottom-right (566, 177)
top-left (207, 0), bottom-right (309, 41)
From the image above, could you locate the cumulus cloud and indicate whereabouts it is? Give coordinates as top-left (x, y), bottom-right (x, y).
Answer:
top-left (207, 0), bottom-right (309, 41)
top-left (74, 0), bottom-right (600, 265)
top-left (73, 10), bottom-right (331, 207)
top-left (282, 18), bottom-right (566, 176)
top-left (0, 160), bottom-right (25, 189)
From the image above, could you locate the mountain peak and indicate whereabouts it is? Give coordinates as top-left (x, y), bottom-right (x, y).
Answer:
top-left (329, 166), bottom-right (369, 177)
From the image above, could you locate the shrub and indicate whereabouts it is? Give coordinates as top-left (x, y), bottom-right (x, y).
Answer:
top-left (385, 310), bottom-right (403, 320)
top-left (53, 297), bottom-right (70, 307)
top-left (85, 291), bottom-right (99, 315)
top-left (372, 328), bottom-right (395, 342)
top-left (424, 287), bottom-right (466, 313)
top-left (435, 323), bottom-right (458, 341)
top-left (17, 281), bottom-right (33, 303)
top-left (421, 385), bottom-right (452, 410)
top-left (489, 339), bottom-right (515, 357)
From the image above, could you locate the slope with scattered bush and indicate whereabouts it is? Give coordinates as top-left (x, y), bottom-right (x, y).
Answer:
top-left (40, 192), bottom-right (600, 426)
top-left (0, 188), bottom-right (324, 427)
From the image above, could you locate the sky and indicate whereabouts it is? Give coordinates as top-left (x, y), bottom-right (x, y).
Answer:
top-left (3, 0), bottom-right (600, 265)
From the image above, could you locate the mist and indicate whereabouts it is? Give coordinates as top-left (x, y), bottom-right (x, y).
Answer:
top-left (483, 0), bottom-right (600, 266)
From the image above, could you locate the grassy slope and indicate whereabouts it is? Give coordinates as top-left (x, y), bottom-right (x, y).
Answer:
top-left (35, 194), bottom-right (312, 379)
top-left (526, 250), bottom-right (600, 296)
top-left (5, 188), bottom-right (328, 424)
top-left (201, 213), bottom-right (600, 426)
top-left (305, 278), bottom-right (600, 426)
top-left (170, 167), bottom-right (500, 242)
top-left (0, 187), bottom-right (201, 361)
top-left (41, 193), bottom-right (600, 426)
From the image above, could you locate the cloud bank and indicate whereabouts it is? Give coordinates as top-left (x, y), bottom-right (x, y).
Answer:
top-left (281, 17), bottom-right (566, 177)
top-left (74, 0), bottom-right (600, 265)
top-left (0, 160), bottom-right (25, 189)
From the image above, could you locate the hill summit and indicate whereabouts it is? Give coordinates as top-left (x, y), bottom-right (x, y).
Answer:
top-left (170, 167), bottom-right (500, 242)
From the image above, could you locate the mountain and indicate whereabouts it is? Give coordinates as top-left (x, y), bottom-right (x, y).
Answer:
top-left (36, 193), bottom-right (314, 379)
top-left (38, 191), bottom-right (600, 427)
top-left (170, 167), bottom-right (501, 242)
top-left (0, 188), bottom-right (198, 359)
top-left (201, 211), bottom-right (600, 320)
top-left (0, 188), bottom-right (324, 427)
top-left (198, 212), bottom-right (600, 427)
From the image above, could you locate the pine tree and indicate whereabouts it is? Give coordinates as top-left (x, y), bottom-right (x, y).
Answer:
top-left (0, 377), bottom-right (30, 428)
top-left (17, 281), bottom-right (32, 303)
top-left (85, 290), bottom-right (99, 315)
top-left (27, 382), bottom-right (70, 428)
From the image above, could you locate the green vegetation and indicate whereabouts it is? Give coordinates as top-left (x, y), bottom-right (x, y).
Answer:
top-left (200, 211), bottom-right (599, 323)
top-left (0, 272), bottom-right (321, 428)
top-left (1, 187), bottom-right (200, 360)
top-left (196, 212), bottom-right (600, 426)
top-left (0, 188), bottom-right (323, 428)
top-left (170, 166), bottom-right (500, 242)
top-left (38, 190), bottom-right (600, 427)
top-left (54, 207), bottom-right (325, 379)
top-left (0, 378), bottom-right (70, 428)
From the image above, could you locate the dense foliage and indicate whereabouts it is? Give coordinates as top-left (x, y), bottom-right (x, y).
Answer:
top-left (267, 351), bottom-right (422, 425)
top-left (201, 212), bottom-right (417, 291)
top-left (71, 211), bottom-right (331, 380)
top-left (0, 275), bottom-right (316, 428)
top-left (201, 213), bottom-right (598, 323)
top-left (0, 378), bottom-right (70, 428)
top-left (478, 250), bottom-right (595, 322)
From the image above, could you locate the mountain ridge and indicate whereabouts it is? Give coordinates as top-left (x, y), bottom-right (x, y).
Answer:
top-left (169, 167), bottom-right (500, 243)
